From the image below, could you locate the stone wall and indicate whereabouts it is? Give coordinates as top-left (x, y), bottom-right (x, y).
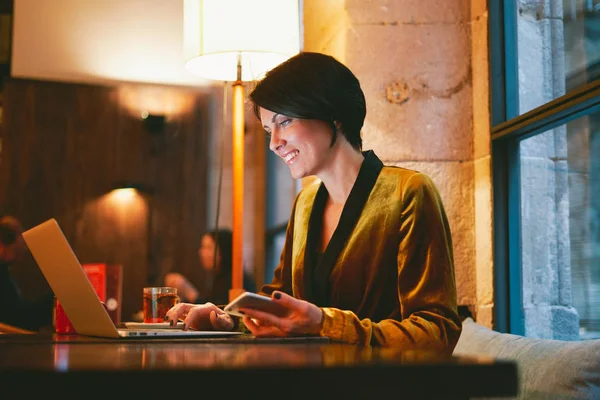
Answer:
top-left (472, 0), bottom-right (494, 327)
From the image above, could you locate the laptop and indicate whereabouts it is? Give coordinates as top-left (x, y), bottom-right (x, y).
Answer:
top-left (22, 218), bottom-right (243, 339)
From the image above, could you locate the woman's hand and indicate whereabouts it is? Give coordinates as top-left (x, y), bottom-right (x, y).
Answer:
top-left (165, 302), bottom-right (234, 332)
top-left (240, 291), bottom-right (323, 337)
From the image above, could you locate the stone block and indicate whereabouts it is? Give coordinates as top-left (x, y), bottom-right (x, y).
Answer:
top-left (389, 160), bottom-right (476, 305)
top-left (520, 129), bottom-right (556, 158)
top-left (520, 156), bottom-right (558, 307)
top-left (525, 304), bottom-right (582, 340)
top-left (346, 24), bottom-right (471, 98)
top-left (345, 0), bottom-right (469, 24)
top-left (476, 303), bottom-right (494, 329)
top-left (471, 15), bottom-right (490, 159)
top-left (361, 87), bottom-right (473, 161)
top-left (518, 15), bottom-right (549, 113)
top-left (475, 156), bottom-right (493, 304)
top-left (551, 306), bottom-right (580, 340)
top-left (549, 18), bottom-right (566, 99)
top-left (554, 124), bottom-right (568, 160)
top-left (518, 17), bottom-right (566, 114)
top-left (518, 0), bottom-right (563, 19)
top-left (345, 23), bottom-right (472, 161)
top-left (524, 305), bottom-right (552, 338)
top-left (555, 160), bottom-right (573, 306)
top-left (470, 0), bottom-right (488, 21)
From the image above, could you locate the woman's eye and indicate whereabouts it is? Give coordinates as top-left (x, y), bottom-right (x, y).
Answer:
top-left (264, 130), bottom-right (272, 138)
top-left (280, 119), bottom-right (292, 127)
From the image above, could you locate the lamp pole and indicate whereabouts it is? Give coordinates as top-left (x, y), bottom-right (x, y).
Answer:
top-left (230, 53), bottom-right (245, 302)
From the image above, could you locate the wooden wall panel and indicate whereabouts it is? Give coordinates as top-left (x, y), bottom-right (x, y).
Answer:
top-left (0, 78), bottom-right (211, 322)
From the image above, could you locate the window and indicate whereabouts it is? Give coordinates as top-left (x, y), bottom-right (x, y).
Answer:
top-left (492, 0), bottom-right (600, 339)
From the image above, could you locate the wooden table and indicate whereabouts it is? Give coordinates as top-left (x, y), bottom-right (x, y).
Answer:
top-left (0, 333), bottom-right (518, 399)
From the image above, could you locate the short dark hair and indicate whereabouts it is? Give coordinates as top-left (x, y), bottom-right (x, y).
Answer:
top-left (249, 52), bottom-right (365, 151)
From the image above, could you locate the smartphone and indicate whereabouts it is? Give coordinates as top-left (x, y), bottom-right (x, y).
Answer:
top-left (223, 292), bottom-right (288, 318)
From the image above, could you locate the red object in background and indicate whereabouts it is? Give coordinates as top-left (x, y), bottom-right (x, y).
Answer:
top-left (54, 298), bottom-right (76, 334)
top-left (82, 264), bottom-right (107, 302)
top-left (54, 264), bottom-right (115, 334)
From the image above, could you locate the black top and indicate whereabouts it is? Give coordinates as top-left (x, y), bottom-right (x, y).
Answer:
top-left (305, 150), bottom-right (383, 306)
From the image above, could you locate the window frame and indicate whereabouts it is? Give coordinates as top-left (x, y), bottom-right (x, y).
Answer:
top-left (489, 0), bottom-right (600, 334)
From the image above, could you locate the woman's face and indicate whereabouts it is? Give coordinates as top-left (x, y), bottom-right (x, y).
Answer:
top-left (198, 234), bottom-right (221, 272)
top-left (260, 107), bottom-right (335, 180)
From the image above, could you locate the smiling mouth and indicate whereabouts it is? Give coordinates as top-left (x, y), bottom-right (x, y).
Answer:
top-left (283, 150), bottom-right (299, 164)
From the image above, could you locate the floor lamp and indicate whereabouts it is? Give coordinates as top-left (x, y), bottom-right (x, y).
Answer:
top-left (183, 0), bottom-right (300, 301)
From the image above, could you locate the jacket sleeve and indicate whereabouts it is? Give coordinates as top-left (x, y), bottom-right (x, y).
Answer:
top-left (319, 172), bottom-right (462, 352)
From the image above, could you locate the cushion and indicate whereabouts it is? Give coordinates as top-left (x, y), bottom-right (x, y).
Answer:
top-left (453, 318), bottom-right (600, 400)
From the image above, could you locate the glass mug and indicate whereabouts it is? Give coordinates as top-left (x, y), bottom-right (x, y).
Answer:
top-left (142, 287), bottom-right (181, 323)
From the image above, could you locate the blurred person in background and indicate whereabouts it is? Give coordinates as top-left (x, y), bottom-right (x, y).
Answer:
top-left (164, 228), bottom-right (255, 306)
top-left (0, 215), bottom-right (53, 331)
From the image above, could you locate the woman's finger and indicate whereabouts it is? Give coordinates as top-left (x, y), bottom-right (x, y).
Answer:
top-left (242, 316), bottom-right (258, 332)
top-left (184, 305), bottom-right (216, 331)
top-left (243, 317), bottom-right (285, 338)
top-left (239, 307), bottom-right (283, 330)
top-left (271, 291), bottom-right (300, 308)
top-left (164, 303), bottom-right (193, 323)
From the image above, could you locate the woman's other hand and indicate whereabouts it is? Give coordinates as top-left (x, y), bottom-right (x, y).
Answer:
top-left (165, 302), bottom-right (233, 331)
top-left (241, 291), bottom-right (323, 337)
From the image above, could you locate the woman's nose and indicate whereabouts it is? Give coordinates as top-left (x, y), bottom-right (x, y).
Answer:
top-left (269, 130), bottom-right (285, 152)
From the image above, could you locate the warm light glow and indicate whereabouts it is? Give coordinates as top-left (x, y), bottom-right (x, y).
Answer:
top-left (98, 190), bottom-right (148, 229)
top-left (118, 85), bottom-right (197, 119)
top-left (110, 188), bottom-right (137, 203)
top-left (104, 189), bottom-right (148, 222)
top-left (183, 0), bottom-right (301, 81)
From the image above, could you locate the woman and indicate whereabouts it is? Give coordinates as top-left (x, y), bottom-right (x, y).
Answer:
top-left (166, 52), bottom-right (462, 352)
top-left (164, 229), bottom-right (255, 306)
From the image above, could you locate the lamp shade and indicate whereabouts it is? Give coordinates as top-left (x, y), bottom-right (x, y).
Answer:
top-left (183, 0), bottom-right (301, 81)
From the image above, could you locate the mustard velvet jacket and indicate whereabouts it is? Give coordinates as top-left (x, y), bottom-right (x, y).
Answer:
top-left (259, 150), bottom-right (462, 352)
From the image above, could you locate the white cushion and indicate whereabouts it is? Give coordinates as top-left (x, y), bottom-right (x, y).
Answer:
top-left (453, 318), bottom-right (600, 400)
